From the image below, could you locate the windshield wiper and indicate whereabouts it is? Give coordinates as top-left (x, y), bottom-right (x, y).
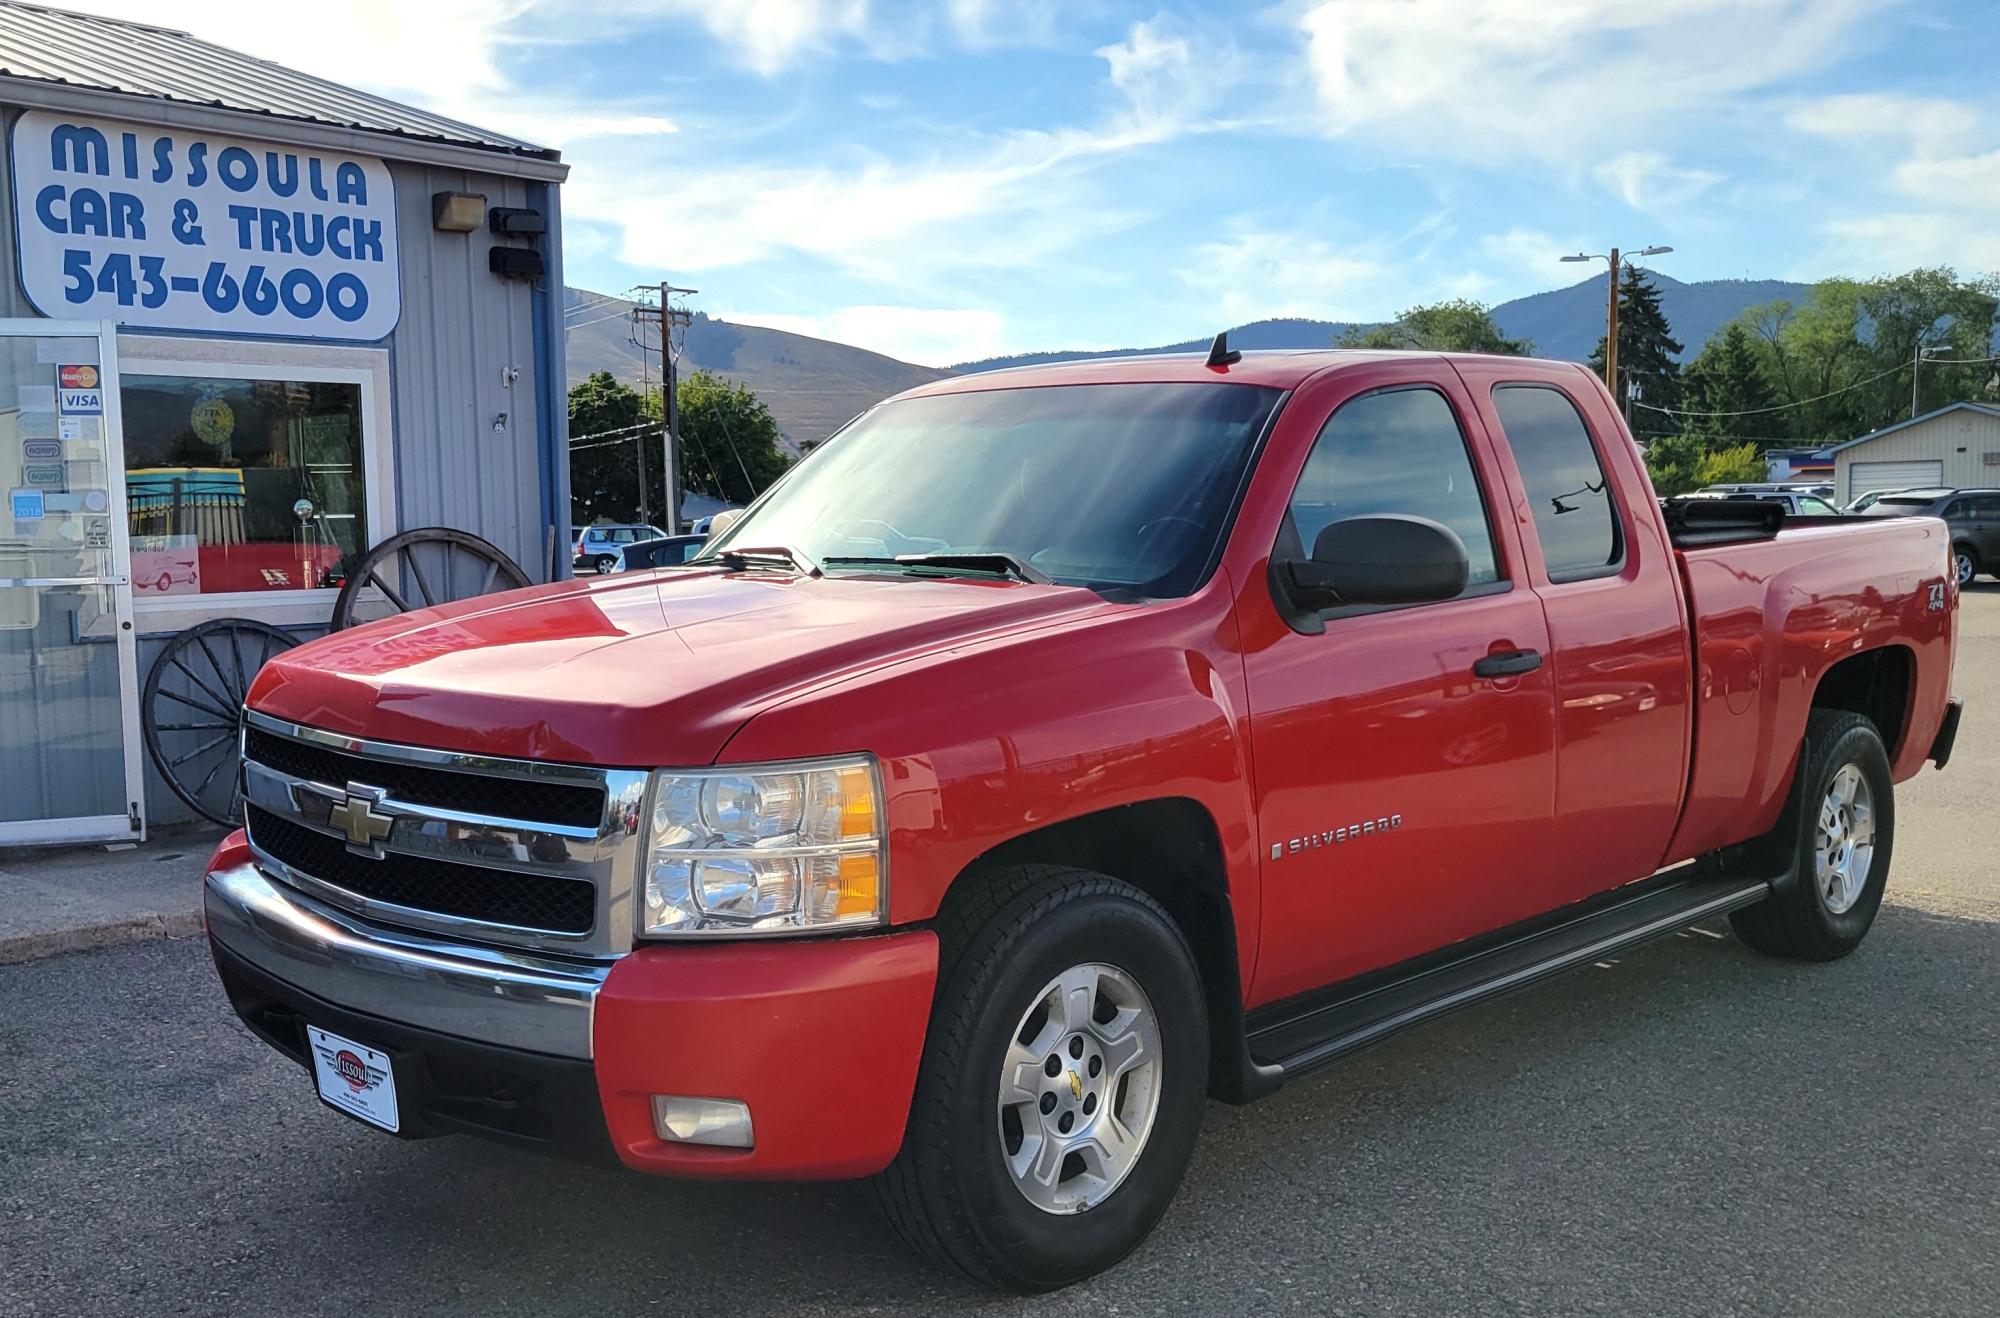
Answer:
top-left (712, 544), bottom-right (820, 575)
top-left (822, 552), bottom-right (1052, 584)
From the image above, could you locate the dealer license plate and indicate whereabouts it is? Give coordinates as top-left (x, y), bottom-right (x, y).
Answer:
top-left (306, 1026), bottom-right (401, 1133)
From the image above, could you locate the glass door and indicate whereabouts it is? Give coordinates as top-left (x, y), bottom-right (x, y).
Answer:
top-left (0, 320), bottom-right (144, 845)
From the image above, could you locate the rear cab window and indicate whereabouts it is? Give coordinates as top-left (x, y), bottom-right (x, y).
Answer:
top-left (1280, 386), bottom-right (1503, 602)
top-left (1489, 384), bottom-right (1622, 582)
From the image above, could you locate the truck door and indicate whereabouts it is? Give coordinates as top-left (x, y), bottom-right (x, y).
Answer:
top-left (1459, 367), bottom-right (1693, 904)
top-left (1238, 370), bottom-right (1559, 1006)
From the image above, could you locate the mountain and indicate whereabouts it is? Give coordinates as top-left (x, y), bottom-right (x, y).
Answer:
top-left (564, 289), bottom-right (948, 452)
top-left (564, 274), bottom-right (1817, 447)
top-left (951, 274), bottom-right (1814, 373)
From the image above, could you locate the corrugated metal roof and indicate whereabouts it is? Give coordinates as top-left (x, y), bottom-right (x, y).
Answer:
top-left (0, 1), bottom-right (555, 161)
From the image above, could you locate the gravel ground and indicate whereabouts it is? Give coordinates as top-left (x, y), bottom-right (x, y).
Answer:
top-left (4, 586), bottom-right (1997, 1317)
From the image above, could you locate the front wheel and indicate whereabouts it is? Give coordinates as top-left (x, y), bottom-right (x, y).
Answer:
top-left (875, 866), bottom-right (1208, 1292)
top-left (1730, 709), bottom-right (1895, 960)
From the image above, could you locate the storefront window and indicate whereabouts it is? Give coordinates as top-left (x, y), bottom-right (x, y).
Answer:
top-left (121, 375), bottom-right (365, 597)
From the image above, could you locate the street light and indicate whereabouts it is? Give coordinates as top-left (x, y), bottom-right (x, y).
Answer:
top-left (1913, 344), bottom-right (1944, 420)
top-left (1561, 245), bottom-right (1674, 392)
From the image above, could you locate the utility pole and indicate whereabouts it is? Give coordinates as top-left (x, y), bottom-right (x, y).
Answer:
top-left (630, 281), bottom-right (697, 530)
top-left (1912, 342), bottom-right (1939, 420)
top-left (1561, 243), bottom-right (1672, 398)
top-left (1603, 246), bottom-right (1621, 394)
top-left (660, 280), bottom-right (695, 532)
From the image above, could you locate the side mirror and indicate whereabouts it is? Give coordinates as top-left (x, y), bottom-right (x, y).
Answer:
top-left (1278, 514), bottom-right (1470, 614)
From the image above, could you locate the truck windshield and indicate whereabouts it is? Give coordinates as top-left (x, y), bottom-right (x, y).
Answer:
top-left (698, 382), bottom-right (1283, 596)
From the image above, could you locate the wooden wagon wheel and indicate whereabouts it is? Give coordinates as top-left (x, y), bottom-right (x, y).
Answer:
top-left (330, 527), bottom-right (532, 631)
top-left (141, 618), bottom-right (299, 827)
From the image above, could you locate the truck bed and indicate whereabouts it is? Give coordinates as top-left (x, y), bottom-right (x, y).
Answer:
top-left (1665, 514), bottom-right (1956, 862)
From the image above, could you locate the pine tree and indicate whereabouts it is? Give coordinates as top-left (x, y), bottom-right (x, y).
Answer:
top-left (1588, 263), bottom-right (1684, 416)
top-left (1679, 323), bottom-right (1779, 445)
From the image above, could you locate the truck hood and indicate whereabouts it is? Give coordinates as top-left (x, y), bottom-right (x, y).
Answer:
top-left (245, 568), bottom-right (1120, 765)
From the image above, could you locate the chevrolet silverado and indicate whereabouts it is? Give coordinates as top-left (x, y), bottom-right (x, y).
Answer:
top-left (205, 346), bottom-right (1962, 1291)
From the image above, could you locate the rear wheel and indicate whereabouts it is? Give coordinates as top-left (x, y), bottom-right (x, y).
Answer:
top-left (1730, 710), bottom-right (1894, 960)
top-left (1953, 544), bottom-right (1979, 586)
top-left (875, 866), bottom-right (1208, 1292)
top-left (593, 553), bottom-right (618, 574)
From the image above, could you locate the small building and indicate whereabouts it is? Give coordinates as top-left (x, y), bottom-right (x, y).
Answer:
top-left (1763, 447), bottom-right (1834, 483)
top-left (0, 3), bottom-right (570, 843)
top-left (1829, 402), bottom-right (2000, 503)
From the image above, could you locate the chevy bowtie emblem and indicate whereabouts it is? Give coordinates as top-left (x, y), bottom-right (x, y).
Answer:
top-left (328, 788), bottom-right (393, 852)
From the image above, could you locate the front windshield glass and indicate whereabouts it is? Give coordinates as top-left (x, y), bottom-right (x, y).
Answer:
top-left (699, 382), bottom-right (1283, 596)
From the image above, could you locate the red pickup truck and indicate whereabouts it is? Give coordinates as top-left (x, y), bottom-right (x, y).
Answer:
top-left (205, 347), bottom-right (1961, 1292)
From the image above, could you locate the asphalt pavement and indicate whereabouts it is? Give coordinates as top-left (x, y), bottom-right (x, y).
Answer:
top-left (4, 588), bottom-right (1998, 1317)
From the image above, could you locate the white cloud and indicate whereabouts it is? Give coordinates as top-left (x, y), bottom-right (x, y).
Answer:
top-left (720, 305), bottom-right (1008, 366)
top-left (616, 0), bottom-right (874, 77)
top-left (1592, 151), bottom-right (1722, 211)
top-left (1179, 229), bottom-right (1386, 324)
top-left (1296, 0), bottom-right (1890, 162)
top-left (1786, 93), bottom-right (1981, 151)
top-left (1783, 92), bottom-right (2000, 274)
top-left (1477, 226), bottom-right (1596, 290)
top-left (566, 15), bottom-right (1241, 281)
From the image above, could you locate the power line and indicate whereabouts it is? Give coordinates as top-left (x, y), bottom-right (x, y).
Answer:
top-left (566, 307), bottom-right (635, 333)
top-left (1633, 359), bottom-right (1914, 418)
top-left (564, 291), bottom-right (626, 319)
top-left (568, 419), bottom-right (659, 446)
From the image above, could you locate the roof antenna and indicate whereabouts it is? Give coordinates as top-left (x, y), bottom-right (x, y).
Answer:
top-left (1206, 331), bottom-right (1241, 368)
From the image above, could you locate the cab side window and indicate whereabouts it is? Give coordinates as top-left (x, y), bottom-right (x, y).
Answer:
top-left (1492, 385), bottom-right (1621, 581)
top-left (1284, 387), bottom-right (1500, 590)
top-left (1944, 500), bottom-right (1971, 520)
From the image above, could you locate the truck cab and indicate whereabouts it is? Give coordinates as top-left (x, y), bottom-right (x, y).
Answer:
top-left (207, 348), bottom-right (1960, 1292)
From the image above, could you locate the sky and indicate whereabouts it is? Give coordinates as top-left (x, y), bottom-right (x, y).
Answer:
top-left (45, 0), bottom-right (2000, 366)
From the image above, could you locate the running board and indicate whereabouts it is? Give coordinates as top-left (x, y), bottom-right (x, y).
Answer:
top-left (1247, 873), bottom-right (1771, 1081)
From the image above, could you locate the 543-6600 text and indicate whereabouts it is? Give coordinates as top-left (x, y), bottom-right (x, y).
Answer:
top-left (60, 249), bottom-right (370, 323)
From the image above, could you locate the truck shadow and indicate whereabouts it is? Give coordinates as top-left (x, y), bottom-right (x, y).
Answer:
top-left (325, 900), bottom-right (2000, 1314)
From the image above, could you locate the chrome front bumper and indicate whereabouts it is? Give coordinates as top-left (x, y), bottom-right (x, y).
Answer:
top-left (204, 862), bottom-right (610, 1059)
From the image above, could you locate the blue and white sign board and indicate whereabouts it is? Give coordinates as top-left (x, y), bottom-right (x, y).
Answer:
top-left (11, 111), bottom-right (400, 340)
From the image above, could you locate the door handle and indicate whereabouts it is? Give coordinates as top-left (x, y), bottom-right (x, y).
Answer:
top-left (1473, 648), bottom-right (1543, 678)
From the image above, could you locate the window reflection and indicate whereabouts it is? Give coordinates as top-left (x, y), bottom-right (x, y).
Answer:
top-left (122, 375), bottom-right (364, 597)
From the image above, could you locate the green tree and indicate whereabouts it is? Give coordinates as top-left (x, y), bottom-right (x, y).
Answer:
top-left (1678, 323), bottom-right (1779, 444)
top-left (1733, 267), bottom-right (2000, 445)
top-left (1861, 266), bottom-right (1998, 420)
top-left (677, 369), bottom-right (792, 505)
top-left (568, 370), bottom-right (660, 525)
top-left (1338, 299), bottom-right (1531, 355)
top-left (1694, 442), bottom-right (1766, 487)
top-left (1588, 263), bottom-right (1684, 414)
top-left (1641, 432), bottom-right (1706, 497)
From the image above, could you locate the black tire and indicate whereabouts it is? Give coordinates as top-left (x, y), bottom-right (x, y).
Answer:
top-left (594, 553), bottom-right (618, 574)
top-left (1953, 543), bottom-right (1979, 587)
top-left (875, 865), bottom-right (1208, 1292)
top-left (1730, 709), bottom-right (1894, 960)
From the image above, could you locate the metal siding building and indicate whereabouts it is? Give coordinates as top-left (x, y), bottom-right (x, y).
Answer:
top-left (0, 4), bottom-right (570, 838)
top-left (1830, 403), bottom-right (2000, 502)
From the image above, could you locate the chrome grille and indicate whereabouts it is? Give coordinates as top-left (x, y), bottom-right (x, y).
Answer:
top-left (239, 710), bottom-right (650, 957)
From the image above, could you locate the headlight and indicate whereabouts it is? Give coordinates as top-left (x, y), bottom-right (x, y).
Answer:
top-left (641, 756), bottom-right (885, 936)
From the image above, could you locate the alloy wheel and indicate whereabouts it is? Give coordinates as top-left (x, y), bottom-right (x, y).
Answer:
top-left (995, 962), bottom-right (1162, 1215)
top-left (1814, 762), bottom-right (1876, 915)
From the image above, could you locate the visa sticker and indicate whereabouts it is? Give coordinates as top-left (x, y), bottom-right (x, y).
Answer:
top-left (58, 388), bottom-right (103, 416)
